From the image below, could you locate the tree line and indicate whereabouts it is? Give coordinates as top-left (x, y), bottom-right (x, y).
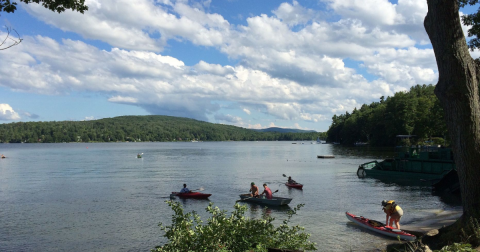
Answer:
top-left (326, 84), bottom-right (448, 146)
top-left (0, 115), bottom-right (326, 143)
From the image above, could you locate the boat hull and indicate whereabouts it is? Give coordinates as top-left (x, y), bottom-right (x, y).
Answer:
top-left (239, 194), bottom-right (292, 206)
top-left (285, 183), bottom-right (303, 189)
top-left (171, 192), bottom-right (212, 199)
top-left (345, 212), bottom-right (416, 241)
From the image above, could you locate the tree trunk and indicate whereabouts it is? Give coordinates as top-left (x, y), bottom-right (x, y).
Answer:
top-left (424, 0), bottom-right (480, 220)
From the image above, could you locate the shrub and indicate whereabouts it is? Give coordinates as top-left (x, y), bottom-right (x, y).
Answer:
top-left (152, 201), bottom-right (317, 252)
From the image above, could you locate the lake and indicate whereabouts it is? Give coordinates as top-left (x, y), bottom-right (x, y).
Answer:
top-left (0, 142), bottom-right (460, 251)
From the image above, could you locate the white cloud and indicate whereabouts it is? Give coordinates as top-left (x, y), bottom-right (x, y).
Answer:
top-left (22, 0), bottom-right (231, 52)
top-left (0, 104), bottom-right (21, 120)
top-left (214, 113), bottom-right (243, 124)
top-left (7, 0), bottom-right (477, 131)
top-left (108, 96), bottom-right (138, 104)
top-left (273, 1), bottom-right (316, 26)
top-left (247, 123), bottom-right (263, 129)
top-left (324, 0), bottom-right (402, 26)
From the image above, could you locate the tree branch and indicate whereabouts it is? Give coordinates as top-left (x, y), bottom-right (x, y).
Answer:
top-left (0, 26), bottom-right (22, 50)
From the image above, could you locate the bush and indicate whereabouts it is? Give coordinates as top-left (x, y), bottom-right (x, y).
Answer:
top-left (152, 201), bottom-right (317, 252)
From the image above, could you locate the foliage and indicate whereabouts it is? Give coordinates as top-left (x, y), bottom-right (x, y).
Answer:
top-left (460, 217), bottom-right (480, 247)
top-left (153, 201), bottom-right (317, 252)
top-left (0, 0), bottom-right (88, 14)
top-left (459, 0), bottom-right (480, 51)
top-left (0, 115), bottom-right (326, 143)
top-left (434, 243), bottom-right (476, 252)
top-left (326, 84), bottom-right (448, 146)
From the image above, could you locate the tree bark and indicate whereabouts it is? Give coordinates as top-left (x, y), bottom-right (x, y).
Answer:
top-left (424, 0), bottom-right (480, 220)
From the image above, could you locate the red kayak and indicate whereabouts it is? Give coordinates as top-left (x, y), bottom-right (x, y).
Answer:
top-left (346, 212), bottom-right (416, 241)
top-left (285, 183), bottom-right (303, 189)
top-left (170, 192), bottom-right (212, 199)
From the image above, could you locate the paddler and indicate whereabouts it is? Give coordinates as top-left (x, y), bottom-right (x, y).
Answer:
top-left (259, 183), bottom-right (273, 199)
top-left (382, 200), bottom-right (403, 229)
top-left (288, 176), bottom-right (296, 184)
top-left (249, 182), bottom-right (259, 198)
top-left (180, 184), bottom-right (190, 193)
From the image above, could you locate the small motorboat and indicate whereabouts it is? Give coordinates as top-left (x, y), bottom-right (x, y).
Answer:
top-left (238, 194), bottom-right (292, 206)
top-left (170, 192), bottom-right (212, 199)
top-left (285, 182), bottom-right (303, 189)
top-left (345, 212), bottom-right (416, 241)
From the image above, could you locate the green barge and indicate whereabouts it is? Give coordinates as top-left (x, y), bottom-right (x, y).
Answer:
top-left (357, 145), bottom-right (455, 183)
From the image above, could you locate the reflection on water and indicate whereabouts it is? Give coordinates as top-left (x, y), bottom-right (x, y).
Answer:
top-left (0, 142), bottom-right (461, 252)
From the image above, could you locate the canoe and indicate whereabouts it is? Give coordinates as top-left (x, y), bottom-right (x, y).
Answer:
top-left (285, 183), bottom-right (303, 189)
top-left (170, 192), bottom-right (212, 199)
top-left (345, 212), bottom-right (416, 241)
top-left (238, 194), bottom-right (292, 206)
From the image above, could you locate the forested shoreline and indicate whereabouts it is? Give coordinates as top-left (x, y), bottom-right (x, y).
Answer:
top-left (0, 115), bottom-right (326, 143)
top-left (326, 84), bottom-right (448, 146)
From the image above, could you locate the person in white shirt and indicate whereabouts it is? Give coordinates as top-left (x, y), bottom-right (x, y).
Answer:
top-left (180, 184), bottom-right (190, 193)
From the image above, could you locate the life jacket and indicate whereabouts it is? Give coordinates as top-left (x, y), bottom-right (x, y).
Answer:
top-left (384, 200), bottom-right (399, 214)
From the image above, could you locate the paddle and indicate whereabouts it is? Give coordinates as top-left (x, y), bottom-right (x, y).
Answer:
top-left (236, 189), bottom-right (278, 202)
top-left (189, 187), bottom-right (204, 192)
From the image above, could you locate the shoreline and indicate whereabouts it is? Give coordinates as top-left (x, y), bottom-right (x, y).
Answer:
top-left (402, 208), bottom-right (463, 236)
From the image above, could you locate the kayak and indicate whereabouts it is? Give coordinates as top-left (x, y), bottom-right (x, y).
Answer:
top-left (285, 182), bottom-right (303, 189)
top-left (238, 194), bottom-right (292, 206)
top-left (345, 212), bottom-right (416, 241)
top-left (170, 192), bottom-right (212, 199)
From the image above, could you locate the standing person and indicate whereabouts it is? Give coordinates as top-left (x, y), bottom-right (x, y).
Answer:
top-left (180, 184), bottom-right (190, 193)
top-left (249, 182), bottom-right (259, 198)
top-left (382, 200), bottom-right (404, 229)
top-left (260, 183), bottom-right (273, 199)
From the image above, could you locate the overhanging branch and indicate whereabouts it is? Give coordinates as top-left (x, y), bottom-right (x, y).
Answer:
top-left (0, 26), bottom-right (22, 50)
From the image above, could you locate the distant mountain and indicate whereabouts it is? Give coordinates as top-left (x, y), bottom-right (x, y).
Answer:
top-left (253, 127), bottom-right (317, 133)
top-left (0, 115), bottom-right (321, 143)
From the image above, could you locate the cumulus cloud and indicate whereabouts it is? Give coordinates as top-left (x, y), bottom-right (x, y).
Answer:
top-left (108, 96), bottom-right (138, 104)
top-left (273, 1), bottom-right (316, 26)
top-left (22, 0), bottom-right (231, 52)
top-left (0, 104), bottom-right (21, 120)
top-left (5, 0), bottom-right (474, 130)
top-left (214, 113), bottom-right (243, 124)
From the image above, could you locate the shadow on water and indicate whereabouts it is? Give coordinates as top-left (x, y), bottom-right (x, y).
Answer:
top-left (239, 202), bottom-right (293, 214)
top-left (358, 176), bottom-right (462, 207)
top-left (176, 197), bottom-right (211, 205)
top-left (359, 176), bottom-right (435, 188)
top-left (331, 145), bottom-right (395, 159)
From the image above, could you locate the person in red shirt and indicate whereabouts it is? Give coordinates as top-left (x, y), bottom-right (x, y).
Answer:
top-left (260, 183), bottom-right (273, 199)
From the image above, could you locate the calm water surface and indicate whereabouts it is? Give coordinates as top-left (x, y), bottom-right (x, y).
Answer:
top-left (0, 142), bottom-right (460, 251)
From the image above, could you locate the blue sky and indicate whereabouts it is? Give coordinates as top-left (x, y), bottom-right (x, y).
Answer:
top-left (0, 0), bottom-right (478, 132)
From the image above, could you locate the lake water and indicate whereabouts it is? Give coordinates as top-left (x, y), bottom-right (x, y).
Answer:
top-left (0, 142), bottom-right (461, 251)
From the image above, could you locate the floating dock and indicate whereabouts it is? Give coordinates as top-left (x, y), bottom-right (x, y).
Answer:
top-left (317, 155), bottom-right (335, 158)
